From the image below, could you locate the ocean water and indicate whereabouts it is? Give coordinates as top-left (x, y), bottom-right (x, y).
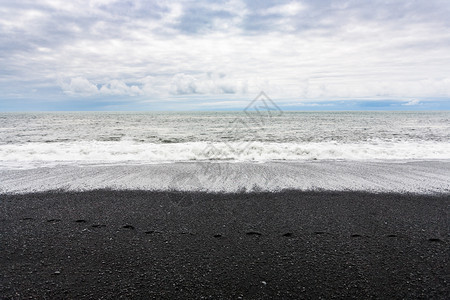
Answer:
top-left (1, 111), bottom-right (449, 193)
top-left (0, 111), bottom-right (449, 169)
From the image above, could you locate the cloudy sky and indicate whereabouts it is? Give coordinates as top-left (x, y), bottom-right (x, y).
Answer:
top-left (1, 0), bottom-right (450, 111)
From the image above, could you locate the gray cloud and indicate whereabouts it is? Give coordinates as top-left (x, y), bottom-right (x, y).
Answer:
top-left (1, 0), bottom-right (450, 106)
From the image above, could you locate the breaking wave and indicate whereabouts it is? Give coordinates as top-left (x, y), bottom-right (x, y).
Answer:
top-left (0, 140), bottom-right (449, 169)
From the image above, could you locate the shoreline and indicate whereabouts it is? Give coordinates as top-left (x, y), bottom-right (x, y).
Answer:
top-left (1, 159), bottom-right (450, 194)
top-left (1, 190), bottom-right (449, 299)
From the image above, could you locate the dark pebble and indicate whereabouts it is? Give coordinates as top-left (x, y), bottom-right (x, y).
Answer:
top-left (47, 219), bottom-right (61, 223)
top-left (246, 231), bottom-right (262, 236)
top-left (428, 238), bottom-right (442, 242)
top-left (145, 230), bottom-right (162, 234)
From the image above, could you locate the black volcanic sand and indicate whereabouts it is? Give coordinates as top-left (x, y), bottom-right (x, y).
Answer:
top-left (1, 190), bottom-right (449, 299)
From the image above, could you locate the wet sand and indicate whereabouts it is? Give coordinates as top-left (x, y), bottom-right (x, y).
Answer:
top-left (1, 190), bottom-right (449, 299)
top-left (1, 160), bottom-right (450, 194)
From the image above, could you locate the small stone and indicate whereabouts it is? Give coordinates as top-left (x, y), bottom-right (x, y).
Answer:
top-left (47, 219), bottom-right (61, 223)
top-left (428, 238), bottom-right (442, 242)
top-left (246, 231), bottom-right (262, 236)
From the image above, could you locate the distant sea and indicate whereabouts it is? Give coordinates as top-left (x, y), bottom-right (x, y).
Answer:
top-left (0, 111), bottom-right (449, 193)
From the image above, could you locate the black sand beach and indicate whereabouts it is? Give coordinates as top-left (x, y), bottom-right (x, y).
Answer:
top-left (1, 190), bottom-right (449, 299)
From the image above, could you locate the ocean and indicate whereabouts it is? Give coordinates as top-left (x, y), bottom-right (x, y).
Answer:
top-left (1, 111), bottom-right (449, 165)
top-left (0, 111), bottom-right (449, 193)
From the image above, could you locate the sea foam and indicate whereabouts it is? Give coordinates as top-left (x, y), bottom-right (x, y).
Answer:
top-left (1, 160), bottom-right (449, 194)
top-left (0, 140), bottom-right (449, 169)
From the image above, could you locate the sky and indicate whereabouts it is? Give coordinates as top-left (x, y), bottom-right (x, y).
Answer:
top-left (1, 0), bottom-right (450, 111)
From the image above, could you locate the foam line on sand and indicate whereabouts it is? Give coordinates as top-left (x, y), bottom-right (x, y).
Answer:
top-left (1, 160), bottom-right (449, 194)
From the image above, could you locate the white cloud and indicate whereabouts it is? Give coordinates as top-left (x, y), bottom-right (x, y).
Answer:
top-left (170, 73), bottom-right (197, 95)
top-left (260, 2), bottom-right (304, 16)
top-left (169, 73), bottom-right (246, 95)
top-left (60, 77), bottom-right (99, 96)
top-left (99, 80), bottom-right (143, 96)
top-left (403, 99), bottom-right (421, 106)
top-left (59, 73), bottom-right (247, 97)
top-left (60, 77), bottom-right (143, 96)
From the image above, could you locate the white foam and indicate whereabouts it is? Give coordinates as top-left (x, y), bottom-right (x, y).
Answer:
top-left (1, 160), bottom-right (449, 194)
top-left (0, 141), bottom-right (449, 169)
